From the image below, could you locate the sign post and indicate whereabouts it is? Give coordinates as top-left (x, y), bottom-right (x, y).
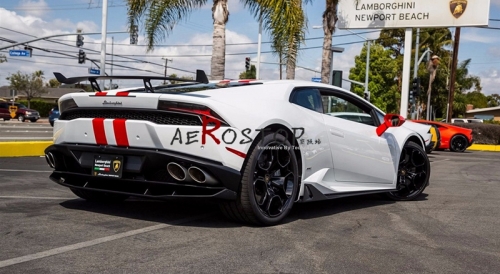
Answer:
top-left (337, 0), bottom-right (490, 118)
top-left (9, 50), bottom-right (31, 57)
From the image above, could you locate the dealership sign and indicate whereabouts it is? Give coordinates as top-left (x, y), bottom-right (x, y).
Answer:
top-left (337, 0), bottom-right (491, 29)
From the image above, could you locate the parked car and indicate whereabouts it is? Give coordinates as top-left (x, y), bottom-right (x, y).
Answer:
top-left (45, 71), bottom-right (431, 226)
top-left (49, 106), bottom-right (60, 127)
top-left (0, 102), bottom-right (40, 122)
top-left (441, 118), bottom-right (483, 124)
top-left (0, 102), bottom-right (12, 121)
top-left (413, 120), bottom-right (473, 152)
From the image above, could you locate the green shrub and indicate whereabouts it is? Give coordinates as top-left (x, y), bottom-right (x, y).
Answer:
top-left (454, 123), bottom-right (500, 145)
top-left (17, 100), bottom-right (57, 117)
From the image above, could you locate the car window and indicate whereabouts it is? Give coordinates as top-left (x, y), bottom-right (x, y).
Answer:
top-left (14, 103), bottom-right (27, 109)
top-left (289, 88), bottom-right (323, 113)
top-left (0, 103), bottom-right (7, 109)
top-left (321, 92), bottom-right (375, 126)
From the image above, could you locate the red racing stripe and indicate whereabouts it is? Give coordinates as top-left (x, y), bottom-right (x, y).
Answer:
top-left (95, 92), bottom-right (108, 96)
top-left (225, 147), bottom-right (246, 158)
top-left (113, 119), bottom-right (129, 147)
top-left (92, 118), bottom-right (107, 145)
top-left (115, 91), bottom-right (130, 96)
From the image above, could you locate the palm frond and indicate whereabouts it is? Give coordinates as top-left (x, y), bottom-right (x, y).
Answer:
top-left (127, 0), bottom-right (207, 51)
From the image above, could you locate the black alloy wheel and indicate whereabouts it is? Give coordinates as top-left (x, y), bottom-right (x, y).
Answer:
top-left (220, 132), bottom-right (299, 226)
top-left (449, 135), bottom-right (468, 152)
top-left (386, 141), bottom-right (430, 201)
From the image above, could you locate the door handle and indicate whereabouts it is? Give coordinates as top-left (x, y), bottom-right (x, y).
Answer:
top-left (330, 129), bottom-right (344, 138)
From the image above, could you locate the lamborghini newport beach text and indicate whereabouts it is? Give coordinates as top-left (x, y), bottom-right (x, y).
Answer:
top-left (44, 70), bottom-right (431, 226)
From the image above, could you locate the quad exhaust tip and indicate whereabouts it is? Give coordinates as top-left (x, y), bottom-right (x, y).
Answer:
top-left (167, 162), bottom-right (191, 182)
top-left (167, 162), bottom-right (218, 185)
top-left (45, 152), bottom-right (55, 168)
top-left (188, 166), bottom-right (217, 185)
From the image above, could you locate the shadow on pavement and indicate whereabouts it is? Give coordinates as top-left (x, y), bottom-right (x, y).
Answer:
top-left (59, 192), bottom-right (428, 228)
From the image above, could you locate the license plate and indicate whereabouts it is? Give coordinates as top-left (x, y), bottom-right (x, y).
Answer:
top-left (92, 155), bottom-right (124, 178)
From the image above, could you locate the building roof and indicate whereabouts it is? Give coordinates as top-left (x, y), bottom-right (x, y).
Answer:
top-left (466, 106), bottom-right (500, 113)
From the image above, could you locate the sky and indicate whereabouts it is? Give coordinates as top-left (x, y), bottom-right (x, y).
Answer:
top-left (1, 0), bottom-right (500, 95)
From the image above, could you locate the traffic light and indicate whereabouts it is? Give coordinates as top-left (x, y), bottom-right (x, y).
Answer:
top-left (245, 57), bottom-right (250, 71)
top-left (76, 34), bottom-right (84, 47)
top-left (412, 77), bottom-right (421, 97)
top-left (130, 25), bottom-right (138, 45)
top-left (24, 46), bottom-right (32, 57)
top-left (78, 49), bottom-right (86, 64)
top-left (331, 70), bottom-right (342, 87)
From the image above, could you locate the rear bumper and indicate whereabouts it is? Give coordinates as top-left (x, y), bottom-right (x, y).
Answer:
top-left (44, 144), bottom-right (241, 200)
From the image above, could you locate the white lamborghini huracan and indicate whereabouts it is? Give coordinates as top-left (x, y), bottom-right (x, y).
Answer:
top-left (45, 71), bottom-right (431, 226)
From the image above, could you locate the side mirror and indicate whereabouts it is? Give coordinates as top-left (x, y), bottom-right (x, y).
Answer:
top-left (376, 114), bottom-right (405, 136)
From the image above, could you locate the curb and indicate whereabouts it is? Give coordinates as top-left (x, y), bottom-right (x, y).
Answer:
top-left (468, 144), bottom-right (500, 152)
top-left (0, 141), bottom-right (52, 157)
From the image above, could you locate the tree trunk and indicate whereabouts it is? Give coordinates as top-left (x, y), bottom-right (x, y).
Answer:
top-left (210, 0), bottom-right (228, 80)
top-left (321, 0), bottom-right (337, 84)
top-left (321, 30), bottom-right (333, 84)
top-left (286, 51), bottom-right (296, 79)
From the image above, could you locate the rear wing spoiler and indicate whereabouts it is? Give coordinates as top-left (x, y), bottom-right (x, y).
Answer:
top-left (53, 69), bottom-right (210, 92)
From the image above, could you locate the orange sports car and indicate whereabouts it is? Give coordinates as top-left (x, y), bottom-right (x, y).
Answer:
top-left (412, 120), bottom-right (474, 152)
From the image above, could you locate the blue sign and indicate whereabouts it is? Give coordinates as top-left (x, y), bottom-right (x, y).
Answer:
top-left (9, 50), bottom-right (31, 57)
top-left (88, 68), bottom-right (100, 75)
top-left (311, 77), bottom-right (321, 83)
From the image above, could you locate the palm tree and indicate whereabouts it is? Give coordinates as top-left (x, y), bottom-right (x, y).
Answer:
top-left (244, 0), bottom-right (310, 79)
top-left (126, 0), bottom-right (228, 80)
top-left (127, 0), bottom-right (309, 81)
top-left (320, 0), bottom-right (338, 84)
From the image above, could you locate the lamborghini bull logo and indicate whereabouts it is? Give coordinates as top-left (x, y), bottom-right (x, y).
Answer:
top-left (450, 0), bottom-right (467, 19)
top-left (112, 160), bottom-right (121, 172)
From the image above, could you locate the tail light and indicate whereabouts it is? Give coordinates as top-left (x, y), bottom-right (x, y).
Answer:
top-left (157, 101), bottom-right (229, 126)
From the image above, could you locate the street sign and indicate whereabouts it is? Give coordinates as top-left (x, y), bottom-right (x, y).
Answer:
top-left (88, 68), bottom-right (100, 75)
top-left (9, 50), bottom-right (31, 57)
top-left (9, 105), bottom-right (17, 118)
top-left (311, 77), bottom-right (322, 83)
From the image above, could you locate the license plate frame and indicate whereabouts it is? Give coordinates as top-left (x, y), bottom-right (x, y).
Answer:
top-left (92, 155), bottom-right (124, 179)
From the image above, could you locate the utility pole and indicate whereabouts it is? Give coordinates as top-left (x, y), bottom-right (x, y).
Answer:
top-left (412, 28), bottom-right (420, 119)
top-left (162, 57), bottom-right (173, 84)
top-left (100, 0), bottom-right (108, 89)
top-left (447, 27), bottom-right (461, 123)
top-left (110, 36), bottom-right (114, 89)
top-left (256, 14), bottom-right (262, 80)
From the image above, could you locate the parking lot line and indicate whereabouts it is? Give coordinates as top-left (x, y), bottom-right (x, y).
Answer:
top-left (430, 159), bottom-right (450, 164)
top-left (0, 169), bottom-right (51, 173)
top-left (0, 196), bottom-right (73, 200)
top-left (0, 213), bottom-right (213, 269)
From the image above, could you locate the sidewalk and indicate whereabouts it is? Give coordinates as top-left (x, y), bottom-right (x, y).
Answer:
top-left (1, 118), bottom-right (49, 124)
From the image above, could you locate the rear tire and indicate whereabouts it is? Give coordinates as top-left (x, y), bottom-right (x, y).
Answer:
top-left (449, 135), bottom-right (468, 152)
top-left (386, 141), bottom-right (430, 201)
top-left (70, 188), bottom-right (129, 202)
top-left (219, 132), bottom-right (299, 226)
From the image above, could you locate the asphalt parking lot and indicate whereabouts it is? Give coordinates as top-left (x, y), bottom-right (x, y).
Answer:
top-left (0, 151), bottom-right (499, 273)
